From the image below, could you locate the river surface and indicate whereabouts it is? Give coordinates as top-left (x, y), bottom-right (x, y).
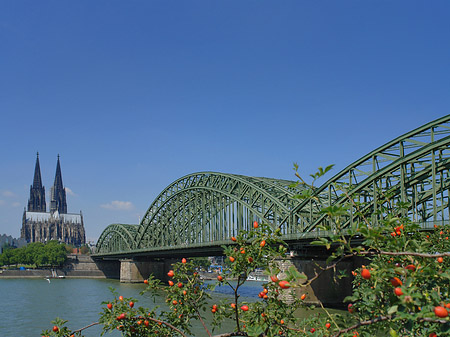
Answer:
top-left (0, 278), bottom-right (270, 337)
top-left (0, 278), bottom-right (338, 337)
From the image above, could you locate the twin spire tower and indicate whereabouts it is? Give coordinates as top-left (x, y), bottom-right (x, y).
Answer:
top-left (28, 153), bottom-right (67, 214)
top-left (21, 153), bottom-right (85, 246)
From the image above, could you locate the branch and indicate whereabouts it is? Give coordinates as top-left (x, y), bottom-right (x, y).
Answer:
top-left (147, 317), bottom-right (188, 337)
top-left (212, 333), bottom-right (248, 337)
top-left (66, 321), bottom-right (99, 336)
top-left (332, 315), bottom-right (392, 337)
top-left (362, 250), bottom-right (450, 258)
top-left (331, 313), bottom-right (449, 337)
top-left (299, 253), bottom-right (353, 287)
top-left (195, 306), bottom-right (212, 337)
top-left (418, 317), bottom-right (449, 324)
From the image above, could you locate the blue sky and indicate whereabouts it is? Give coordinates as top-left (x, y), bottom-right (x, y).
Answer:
top-left (1, 1), bottom-right (449, 241)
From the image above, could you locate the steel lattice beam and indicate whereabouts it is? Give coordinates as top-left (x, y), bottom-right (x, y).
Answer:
top-left (94, 115), bottom-right (450, 258)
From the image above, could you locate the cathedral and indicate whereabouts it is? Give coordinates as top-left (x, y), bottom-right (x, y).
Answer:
top-left (21, 153), bottom-right (86, 246)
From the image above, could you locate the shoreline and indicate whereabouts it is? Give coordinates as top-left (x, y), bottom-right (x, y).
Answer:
top-left (0, 268), bottom-right (110, 279)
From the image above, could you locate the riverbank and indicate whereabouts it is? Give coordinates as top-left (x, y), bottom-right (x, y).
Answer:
top-left (0, 254), bottom-right (110, 279)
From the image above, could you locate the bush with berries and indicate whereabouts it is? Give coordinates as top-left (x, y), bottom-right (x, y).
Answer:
top-left (42, 167), bottom-right (450, 336)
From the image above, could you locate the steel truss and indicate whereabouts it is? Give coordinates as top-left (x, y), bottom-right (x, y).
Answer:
top-left (95, 115), bottom-right (450, 256)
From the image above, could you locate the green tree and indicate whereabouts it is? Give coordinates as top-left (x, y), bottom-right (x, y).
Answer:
top-left (45, 241), bottom-right (67, 267)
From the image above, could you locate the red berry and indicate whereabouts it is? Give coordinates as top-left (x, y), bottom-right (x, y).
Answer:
top-left (310, 328), bottom-right (316, 333)
top-left (361, 268), bottom-right (371, 280)
top-left (129, 301), bottom-right (134, 308)
top-left (229, 256), bottom-right (235, 262)
top-left (434, 306), bottom-right (448, 318)
top-left (278, 280), bottom-right (290, 289)
top-left (167, 270), bottom-right (174, 277)
top-left (52, 326), bottom-right (59, 332)
top-left (168, 280), bottom-right (174, 286)
top-left (437, 257), bottom-right (444, 263)
top-left (405, 264), bottom-right (416, 271)
top-left (270, 275), bottom-right (279, 283)
top-left (181, 258), bottom-right (187, 263)
top-left (300, 294), bottom-right (306, 300)
top-left (390, 277), bottom-right (402, 287)
top-left (107, 303), bottom-right (112, 310)
top-left (394, 287), bottom-right (403, 296)
top-left (177, 282), bottom-right (183, 288)
top-left (241, 305), bottom-right (249, 311)
top-left (231, 236), bottom-right (237, 242)
top-left (144, 320), bottom-right (149, 327)
top-left (253, 221), bottom-right (259, 228)
top-left (217, 275), bottom-right (223, 282)
top-left (118, 295), bottom-right (124, 301)
top-left (260, 240), bottom-right (266, 247)
top-left (144, 279), bottom-right (149, 284)
top-left (348, 303), bottom-right (354, 313)
top-left (325, 322), bottom-right (331, 329)
top-left (248, 257), bottom-right (254, 263)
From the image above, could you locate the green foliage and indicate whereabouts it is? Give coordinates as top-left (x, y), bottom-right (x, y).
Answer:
top-left (0, 240), bottom-right (67, 268)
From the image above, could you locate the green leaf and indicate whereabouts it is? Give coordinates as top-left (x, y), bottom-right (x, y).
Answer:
top-left (388, 305), bottom-right (398, 315)
top-left (389, 329), bottom-right (399, 337)
top-left (310, 240), bottom-right (326, 246)
top-left (246, 325), bottom-right (264, 337)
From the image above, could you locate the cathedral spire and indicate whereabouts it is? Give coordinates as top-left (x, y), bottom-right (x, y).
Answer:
top-left (50, 154), bottom-right (67, 214)
top-left (27, 152), bottom-right (46, 212)
top-left (33, 152), bottom-right (43, 188)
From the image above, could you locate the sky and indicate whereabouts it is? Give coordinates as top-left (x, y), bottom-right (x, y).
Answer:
top-left (1, 1), bottom-right (449, 241)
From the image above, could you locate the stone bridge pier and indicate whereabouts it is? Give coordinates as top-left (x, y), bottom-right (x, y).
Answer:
top-left (116, 255), bottom-right (359, 307)
top-left (119, 258), bottom-right (179, 283)
top-left (277, 254), bottom-right (364, 307)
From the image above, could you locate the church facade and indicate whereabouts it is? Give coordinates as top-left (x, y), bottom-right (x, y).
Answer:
top-left (21, 154), bottom-right (86, 246)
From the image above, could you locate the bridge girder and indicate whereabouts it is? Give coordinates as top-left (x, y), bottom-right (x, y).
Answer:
top-left (94, 115), bottom-right (450, 257)
top-left (287, 115), bottom-right (450, 238)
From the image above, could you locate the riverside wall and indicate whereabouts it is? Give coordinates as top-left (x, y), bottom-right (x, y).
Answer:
top-left (0, 254), bottom-right (120, 279)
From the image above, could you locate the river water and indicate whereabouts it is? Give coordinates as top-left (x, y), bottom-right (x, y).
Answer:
top-left (0, 278), bottom-right (341, 336)
top-left (0, 278), bottom-right (269, 337)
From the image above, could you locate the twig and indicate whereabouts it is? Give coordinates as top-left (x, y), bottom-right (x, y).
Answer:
top-left (66, 321), bottom-right (99, 335)
top-left (147, 317), bottom-right (188, 337)
top-left (332, 315), bottom-right (392, 337)
top-left (195, 306), bottom-right (212, 337)
top-left (212, 332), bottom-right (248, 337)
top-left (361, 250), bottom-right (450, 258)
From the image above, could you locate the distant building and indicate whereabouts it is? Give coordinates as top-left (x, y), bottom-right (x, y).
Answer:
top-left (20, 153), bottom-right (86, 246)
top-left (0, 234), bottom-right (27, 253)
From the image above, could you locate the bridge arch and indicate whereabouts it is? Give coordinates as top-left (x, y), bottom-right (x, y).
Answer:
top-left (134, 172), bottom-right (304, 250)
top-left (96, 224), bottom-right (138, 254)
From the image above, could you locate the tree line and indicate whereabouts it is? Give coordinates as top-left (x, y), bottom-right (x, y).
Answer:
top-left (0, 240), bottom-right (67, 268)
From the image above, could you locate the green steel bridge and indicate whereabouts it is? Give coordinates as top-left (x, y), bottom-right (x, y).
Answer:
top-left (94, 115), bottom-right (450, 259)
